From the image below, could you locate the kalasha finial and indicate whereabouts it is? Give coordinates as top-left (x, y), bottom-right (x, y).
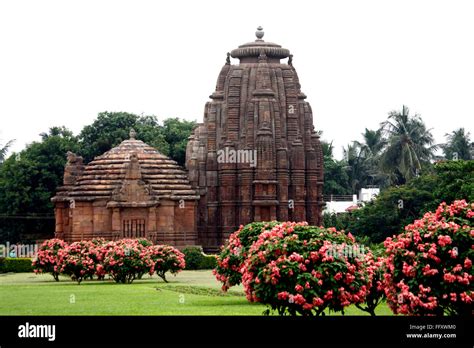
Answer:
top-left (129, 128), bottom-right (136, 139)
top-left (255, 26), bottom-right (264, 40)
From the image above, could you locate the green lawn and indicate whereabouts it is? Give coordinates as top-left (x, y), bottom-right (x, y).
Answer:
top-left (0, 271), bottom-right (392, 315)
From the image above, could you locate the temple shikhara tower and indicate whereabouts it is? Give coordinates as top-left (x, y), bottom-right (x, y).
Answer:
top-left (52, 27), bottom-right (324, 251)
top-left (186, 27), bottom-right (324, 251)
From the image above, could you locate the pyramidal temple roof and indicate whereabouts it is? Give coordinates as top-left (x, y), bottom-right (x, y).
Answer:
top-left (52, 129), bottom-right (199, 202)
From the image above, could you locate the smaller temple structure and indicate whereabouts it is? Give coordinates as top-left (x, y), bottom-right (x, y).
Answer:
top-left (51, 129), bottom-right (199, 247)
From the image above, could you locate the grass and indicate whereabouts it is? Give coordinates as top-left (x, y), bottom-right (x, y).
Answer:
top-left (0, 271), bottom-right (393, 315)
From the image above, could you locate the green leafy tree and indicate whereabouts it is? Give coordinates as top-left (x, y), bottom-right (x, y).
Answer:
top-left (442, 128), bottom-right (472, 160)
top-left (78, 112), bottom-right (169, 162)
top-left (0, 127), bottom-right (79, 242)
top-left (161, 118), bottom-right (196, 166)
top-left (323, 127), bottom-right (388, 196)
top-left (0, 127), bottom-right (79, 215)
top-left (380, 105), bottom-right (437, 185)
top-left (358, 128), bottom-right (386, 157)
top-left (348, 185), bottom-right (433, 242)
top-left (355, 128), bottom-right (388, 187)
top-left (78, 112), bottom-right (194, 166)
top-left (343, 142), bottom-right (370, 193)
top-left (321, 140), bottom-right (351, 195)
top-left (432, 160), bottom-right (474, 204)
top-left (0, 139), bottom-right (14, 164)
top-left (324, 160), bottom-right (473, 243)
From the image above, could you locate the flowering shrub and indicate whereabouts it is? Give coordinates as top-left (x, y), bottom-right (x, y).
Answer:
top-left (32, 239), bottom-right (68, 281)
top-left (102, 239), bottom-right (155, 284)
top-left (355, 253), bottom-right (386, 316)
top-left (59, 241), bottom-right (97, 284)
top-left (33, 238), bottom-right (189, 284)
top-left (214, 221), bottom-right (279, 291)
top-left (135, 239), bottom-right (154, 279)
top-left (242, 222), bottom-right (372, 316)
top-left (384, 200), bottom-right (473, 315)
top-left (149, 245), bottom-right (186, 282)
top-left (89, 238), bottom-right (109, 280)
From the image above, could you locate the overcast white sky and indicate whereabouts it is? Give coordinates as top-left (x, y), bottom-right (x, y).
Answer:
top-left (1, 0), bottom-right (473, 159)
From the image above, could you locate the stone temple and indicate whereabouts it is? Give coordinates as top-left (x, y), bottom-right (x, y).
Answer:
top-left (51, 130), bottom-right (199, 247)
top-left (52, 27), bottom-right (324, 251)
top-left (186, 27), bottom-right (324, 251)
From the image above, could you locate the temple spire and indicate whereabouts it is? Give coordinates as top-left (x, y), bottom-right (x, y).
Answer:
top-left (129, 128), bottom-right (136, 140)
top-left (255, 26), bottom-right (264, 40)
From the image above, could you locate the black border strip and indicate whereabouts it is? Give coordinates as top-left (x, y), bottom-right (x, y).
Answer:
top-left (0, 316), bottom-right (471, 347)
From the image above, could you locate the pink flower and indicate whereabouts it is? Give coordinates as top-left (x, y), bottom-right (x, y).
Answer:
top-left (293, 294), bottom-right (306, 305)
top-left (443, 273), bottom-right (456, 283)
top-left (313, 297), bottom-right (324, 306)
top-left (448, 248), bottom-right (458, 258)
top-left (323, 290), bottom-right (333, 300)
top-left (437, 235), bottom-right (452, 247)
top-left (460, 292), bottom-right (473, 303)
top-left (344, 273), bottom-right (355, 284)
top-left (402, 262), bottom-right (415, 277)
top-left (422, 264), bottom-right (439, 276)
top-left (464, 258), bottom-right (472, 269)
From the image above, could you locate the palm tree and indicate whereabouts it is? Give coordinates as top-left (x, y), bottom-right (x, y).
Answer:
top-left (321, 140), bottom-right (335, 159)
top-left (320, 137), bottom-right (352, 195)
top-left (357, 128), bottom-right (386, 158)
top-left (379, 105), bottom-right (437, 185)
top-left (0, 139), bottom-right (14, 163)
top-left (354, 128), bottom-right (388, 187)
top-left (442, 128), bottom-right (472, 160)
top-left (343, 142), bottom-right (369, 193)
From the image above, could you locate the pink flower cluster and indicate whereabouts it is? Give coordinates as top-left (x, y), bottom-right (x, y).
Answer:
top-left (148, 244), bottom-right (186, 282)
top-left (100, 239), bottom-right (156, 284)
top-left (32, 238), bottom-right (68, 281)
top-left (240, 222), bottom-right (373, 316)
top-left (32, 238), bottom-right (186, 284)
top-left (384, 200), bottom-right (473, 315)
top-left (59, 240), bottom-right (100, 284)
top-left (214, 222), bottom-right (280, 291)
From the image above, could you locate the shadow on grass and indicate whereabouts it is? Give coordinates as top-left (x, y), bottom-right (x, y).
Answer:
top-left (19, 275), bottom-right (171, 286)
top-left (157, 284), bottom-right (245, 297)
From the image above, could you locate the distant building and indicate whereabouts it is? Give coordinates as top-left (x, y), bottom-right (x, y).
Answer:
top-left (323, 194), bottom-right (358, 214)
top-left (359, 187), bottom-right (380, 202)
top-left (323, 187), bottom-right (380, 214)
